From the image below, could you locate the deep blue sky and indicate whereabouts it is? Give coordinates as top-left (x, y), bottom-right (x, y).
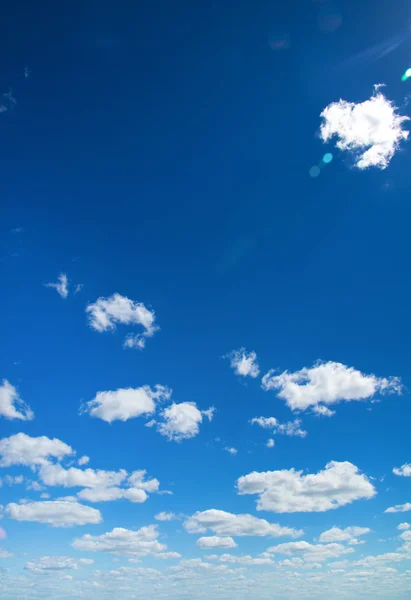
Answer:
top-left (1, 0), bottom-right (411, 598)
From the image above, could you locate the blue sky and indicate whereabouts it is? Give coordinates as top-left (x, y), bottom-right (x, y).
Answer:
top-left (1, 0), bottom-right (411, 597)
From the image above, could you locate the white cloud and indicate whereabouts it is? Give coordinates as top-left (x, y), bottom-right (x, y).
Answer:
top-left (38, 463), bottom-right (159, 504)
top-left (267, 541), bottom-right (354, 562)
top-left (45, 273), bottom-right (69, 299)
top-left (72, 525), bottom-right (168, 557)
top-left (224, 447), bottom-right (238, 455)
top-left (0, 549), bottom-right (13, 558)
top-left (266, 439), bottom-right (275, 448)
top-left (261, 361), bottom-right (401, 413)
top-left (196, 536), bottom-right (237, 549)
top-left (319, 86), bottom-right (409, 169)
top-left (157, 402), bottom-right (214, 442)
top-left (397, 523), bottom-right (411, 531)
top-left (393, 464), bottom-right (411, 477)
top-left (226, 349), bottom-right (260, 378)
top-left (319, 526), bottom-right (371, 543)
top-left (86, 293), bottom-right (158, 349)
top-left (184, 509), bottom-right (302, 538)
top-left (6, 501), bottom-right (102, 527)
top-left (385, 503), bottom-right (411, 513)
top-left (155, 512), bottom-right (178, 522)
top-left (312, 405), bottom-right (336, 417)
top-left (209, 553), bottom-right (274, 565)
top-left (250, 416), bottom-right (307, 438)
top-left (0, 433), bottom-right (73, 467)
top-left (24, 556), bottom-right (94, 572)
top-left (81, 384), bottom-right (170, 423)
top-left (0, 380), bottom-right (34, 421)
top-left (78, 456), bottom-right (89, 466)
top-left (237, 461), bottom-right (376, 513)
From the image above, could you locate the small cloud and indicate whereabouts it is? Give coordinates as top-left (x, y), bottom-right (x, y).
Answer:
top-left (266, 439), bottom-right (275, 448)
top-left (319, 85), bottom-right (409, 169)
top-left (74, 284), bottom-right (84, 294)
top-left (11, 227), bottom-right (23, 234)
top-left (44, 273), bottom-right (69, 299)
top-left (224, 447), bottom-right (238, 455)
top-left (225, 348), bottom-right (260, 378)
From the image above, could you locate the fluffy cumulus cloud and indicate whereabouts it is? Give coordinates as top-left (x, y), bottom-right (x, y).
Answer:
top-left (319, 86), bottom-right (409, 169)
top-left (155, 512), bottom-right (179, 521)
top-left (86, 293), bottom-right (158, 350)
top-left (261, 361), bottom-right (401, 414)
top-left (237, 461), bottom-right (376, 513)
top-left (38, 463), bottom-right (159, 504)
top-left (393, 464), bottom-right (411, 477)
top-left (397, 523), bottom-right (411, 531)
top-left (385, 503), bottom-right (411, 513)
top-left (319, 526), bottom-right (371, 544)
top-left (81, 384), bottom-right (171, 423)
top-left (24, 556), bottom-right (94, 572)
top-left (0, 380), bottom-right (34, 421)
top-left (184, 509), bottom-right (302, 538)
top-left (226, 348), bottom-right (260, 378)
top-left (0, 433), bottom-right (73, 467)
top-left (6, 500), bottom-right (102, 527)
top-left (251, 416), bottom-right (307, 438)
top-left (45, 273), bottom-right (69, 299)
top-left (72, 525), bottom-right (169, 558)
top-left (78, 456), bottom-right (90, 466)
top-left (157, 402), bottom-right (214, 441)
top-left (196, 536), bottom-right (237, 549)
top-left (267, 541), bottom-right (354, 562)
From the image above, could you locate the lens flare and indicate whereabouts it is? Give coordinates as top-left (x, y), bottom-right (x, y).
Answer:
top-left (401, 68), bottom-right (411, 82)
top-left (322, 152), bottom-right (333, 164)
top-left (309, 166), bottom-right (321, 178)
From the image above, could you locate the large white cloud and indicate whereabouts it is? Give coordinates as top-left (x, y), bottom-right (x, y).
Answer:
top-left (72, 525), bottom-right (168, 557)
top-left (251, 416), bottom-right (307, 438)
top-left (385, 503), bottom-right (411, 513)
top-left (226, 348), bottom-right (260, 378)
top-left (86, 293), bottom-right (158, 349)
top-left (81, 384), bottom-right (170, 423)
top-left (196, 536), bottom-right (237, 549)
top-left (261, 361), bottom-right (401, 413)
top-left (267, 541), bottom-right (354, 562)
top-left (184, 509), bottom-right (302, 538)
top-left (0, 381), bottom-right (34, 421)
top-left (0, 433), bottom-right (73, 467)
top-left (6, 501), bottom-right (102, 527)
top-left (319, 526), bottom-right (371, 544)
top-left (157, 402), bottom-right (214, 441)
top-left (45, 273), bottom-right (69, 299)
top-left (393, 464), bottom-right (411, 477)
top-left (237, 461), bottom-right (376, 513)
top-left (24, 556), bottom-right (94, 572)
top-left (319, 86), bottom-right (409, 169)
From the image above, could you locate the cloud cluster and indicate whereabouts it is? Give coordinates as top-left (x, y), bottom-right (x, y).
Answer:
top-left (72, 525), bottom-right (170, 558)
top-left (237, 461), bottom-right (376, 513)
top-left (320, 86), bottom-right (409, 169)
top-left (86, 293), bottom-right (158, 350)
top-left (267, 541), bottom-right (354, 562)
top-left (0, 381), bottom-right (34, 421)
top-left (226, 348), bottom-right (260, 378)
top-left (393, 464), bottom-right (411, 477)
top-left (261, 361), bottom-right (401, 414)
top-left (319, 526), bottom-right (371, 544)
top-left (24, 556), bottom-right (94, 572)
top-left (184, 509), bottom-right (302, 538)
top-left (251, 416), bottom-right (307, 438)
